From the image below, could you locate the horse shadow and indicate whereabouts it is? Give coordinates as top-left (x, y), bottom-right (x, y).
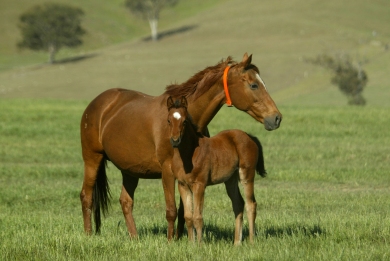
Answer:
top-left (263, 224), bottom-right (325, 238)
top-left (142, 24), bottom-right (198, 42)
top-left (135, 222), bottom-right (240, 243)
top-left (131, 222), bottom-right (325, 243)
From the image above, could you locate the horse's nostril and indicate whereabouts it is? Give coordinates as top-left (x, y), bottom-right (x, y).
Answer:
top-left (275, 115), bottom-right (282, 127)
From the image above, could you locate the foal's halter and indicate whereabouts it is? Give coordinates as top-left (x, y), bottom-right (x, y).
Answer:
top-left (223, 66), bottom-right (233, 107)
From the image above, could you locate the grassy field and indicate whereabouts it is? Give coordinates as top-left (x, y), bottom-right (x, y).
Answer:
top-left (0, 99), bottom-right (389, 260)
top-left (1, 0), bottom-right (389, 260)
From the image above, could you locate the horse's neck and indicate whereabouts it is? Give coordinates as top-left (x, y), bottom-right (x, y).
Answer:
top-left (187, 83), bottom-right (225, 133)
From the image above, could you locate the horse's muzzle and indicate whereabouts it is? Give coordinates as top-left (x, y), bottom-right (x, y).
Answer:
top-left (264, 114), bottom-right (282, 131)
top-left (170, 137), bottom-right (181, 147)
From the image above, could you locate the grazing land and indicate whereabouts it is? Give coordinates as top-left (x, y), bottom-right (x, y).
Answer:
top-left (0, 99), bottom-right (389, 260)
top-left (1, 0), bottom-right (390, 260)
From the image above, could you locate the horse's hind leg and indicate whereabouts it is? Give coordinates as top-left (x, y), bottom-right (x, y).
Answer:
top-left (239, 168), bottom-right (257, 244)
top-left (224, 173), bottom-right (245, 246)
top-left (80, 153), bottom-right (104, 234)
top-left (120, 173), bottom-right (139, 238)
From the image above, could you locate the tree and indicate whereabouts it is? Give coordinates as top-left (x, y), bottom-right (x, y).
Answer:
top-left (18, 3), bottom-right (86, 64)
top-left (307, 54), bottom-right (368, 106)
top-left (125, 0), bottom-right (178, 41)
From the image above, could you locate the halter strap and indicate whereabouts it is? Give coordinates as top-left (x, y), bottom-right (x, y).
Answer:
top-left (223, 66), bottom-right (233, 107)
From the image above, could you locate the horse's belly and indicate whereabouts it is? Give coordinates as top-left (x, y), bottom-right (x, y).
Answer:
top-left (209, 167), bottom-right (237, 184)
top-left (102, 134), bottom-right (162, 177)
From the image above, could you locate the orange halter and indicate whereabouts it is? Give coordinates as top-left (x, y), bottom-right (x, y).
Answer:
top-left (223, 66), bottom-right (233, 107)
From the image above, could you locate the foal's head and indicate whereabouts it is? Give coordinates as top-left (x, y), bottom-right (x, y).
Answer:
top-left (167, 96), bottom-right (189, 148)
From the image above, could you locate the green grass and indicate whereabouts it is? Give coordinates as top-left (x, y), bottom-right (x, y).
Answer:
top-left (1, 0), bottom-right (390, 259)
top-left (1, 99), bottom-right (389, 260)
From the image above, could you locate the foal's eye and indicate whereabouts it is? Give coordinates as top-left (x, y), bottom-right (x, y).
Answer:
top-left (250, 83), bottom-right (259, 90)
top-left (167, 119), bottom-right (171, 124)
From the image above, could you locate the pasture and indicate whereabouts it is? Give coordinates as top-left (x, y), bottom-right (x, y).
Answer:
top-left (1, 99), bottom-right (389, 260)
top-left (1, 0), bottom-right (390, 260)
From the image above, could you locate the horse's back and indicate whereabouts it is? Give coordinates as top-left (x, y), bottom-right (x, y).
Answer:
top-left (210, 129), bottom-right (259, 173)
top-left (81, 88), bottom-right (150, 148)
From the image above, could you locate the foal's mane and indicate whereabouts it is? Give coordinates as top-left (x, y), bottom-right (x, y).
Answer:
top-left (165, 56), bottom-right (235, 100)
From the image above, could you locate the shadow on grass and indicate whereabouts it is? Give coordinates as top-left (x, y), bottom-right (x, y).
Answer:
top-left (142, 25), bottom-right (198, 42)
top-left (135, 222), bottom-right (246, 244)
top-left (264, 224), bottom-right (325, 238)
top-left (31, 53), bottom-right (99, 70)
top-left (55, 53), bottom-right (98, 64)
top-left (120, 222), bottom-right (325, 242)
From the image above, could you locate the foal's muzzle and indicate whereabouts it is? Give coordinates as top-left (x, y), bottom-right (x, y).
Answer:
top-left (170, 137), bottom-right (181, 148)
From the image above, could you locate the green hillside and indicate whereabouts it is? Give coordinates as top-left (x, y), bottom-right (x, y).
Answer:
top-left (0, 0), bottom-right (389, 106)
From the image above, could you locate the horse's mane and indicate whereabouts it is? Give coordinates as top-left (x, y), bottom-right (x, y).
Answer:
top-left (165, 56), bottom-right (235, 100)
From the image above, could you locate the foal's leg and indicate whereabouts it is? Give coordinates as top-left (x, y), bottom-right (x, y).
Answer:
top-left (176, 197), bottom-right (185, 239)
top-left (80, 153), bottom-right (104, 234)
top-left (178, 182), bottom-right (195, 242)
top-left (192, 183), bottom-right (206, 244)
top-left (239, 168), bottom-right (257, 244)
top-left (224, 174), bottom-right (245, 246)
top-left (120, 173), bottom-right (139, 238)
top-left (161, 164), bottom-right (178, 240)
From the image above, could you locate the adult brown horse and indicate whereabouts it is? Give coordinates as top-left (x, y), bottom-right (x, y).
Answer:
top-left (80, 53), bottom-right (282, 240)
top-left (167, 96), bottom-right (266, 245)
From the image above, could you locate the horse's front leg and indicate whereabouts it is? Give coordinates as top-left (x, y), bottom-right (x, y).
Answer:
top-left (178, 181), bottom-right (195, 242)
top-left (161, 165), bottom-right (177, 240)
top-left (120, 173), bottom-right (139, 238)
top-left (192, 182), bottom-right (206, 244)
top-left (224, 174), bottom-right (245, 246)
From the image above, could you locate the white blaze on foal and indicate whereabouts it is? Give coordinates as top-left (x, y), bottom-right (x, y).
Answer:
top-left (173, 112), bottom-right (181, 120)
top-left (256, 73), bottom-right (267, 92)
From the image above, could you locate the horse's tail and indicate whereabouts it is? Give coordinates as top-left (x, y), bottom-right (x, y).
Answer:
top-left (247, 134), bottom-right (267, 177)
top-left (92, 157), bottom-right (111, 234)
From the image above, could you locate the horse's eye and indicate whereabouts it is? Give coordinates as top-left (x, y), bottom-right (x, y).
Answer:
top-left (250, 83), bottom-right (258, 90)
top-left (167, 119), bottom-right (171, 124)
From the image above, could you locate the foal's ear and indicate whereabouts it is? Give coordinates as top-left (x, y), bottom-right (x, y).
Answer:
top-left (167, 96), bottom-right (174, 110)
top-left (241, 53), bottom-right (253, 69)
top-left (180, 96), bottom-right (188, 108)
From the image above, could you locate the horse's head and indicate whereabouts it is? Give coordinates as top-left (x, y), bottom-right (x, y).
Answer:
top-left (227, 53), bottom-right (282, 131)
top-left (167, 96), bottom-right (188, 148)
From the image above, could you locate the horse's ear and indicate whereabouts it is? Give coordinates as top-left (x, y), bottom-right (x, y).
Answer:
top-left (167, 96), bottom-right (174, 110)
top-left (241, 53), bottom-right (252, 69)
top-left (226, 56), bottom-right (233, 63)
top-left (180, 96), bottom-right (188, 108)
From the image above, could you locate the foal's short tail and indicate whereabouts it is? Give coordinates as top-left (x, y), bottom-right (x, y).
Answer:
top-left (247, 134), bottom-right (267, 177)
top-left (92, 158), bottom-right (111, 234)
